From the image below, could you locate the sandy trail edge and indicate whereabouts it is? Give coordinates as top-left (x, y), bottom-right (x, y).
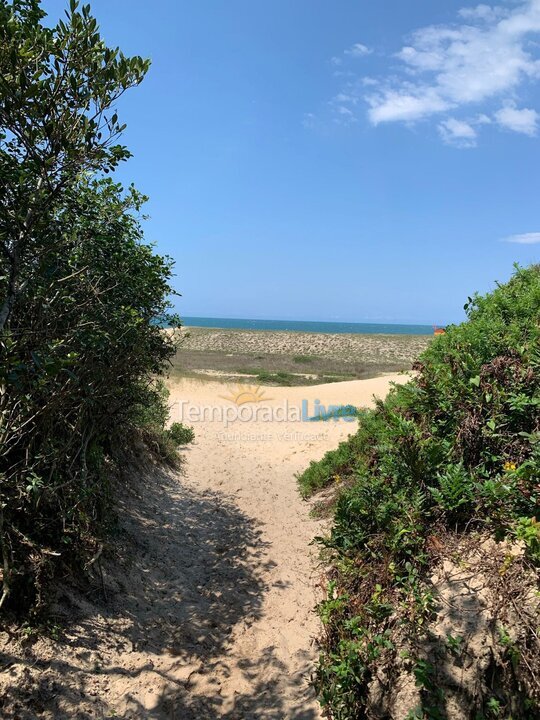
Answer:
top-left (0, 374), bottom-right (406, 719)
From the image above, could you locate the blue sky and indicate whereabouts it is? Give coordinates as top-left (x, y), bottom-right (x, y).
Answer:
top-left (43, 0), bottom-right (540, 324)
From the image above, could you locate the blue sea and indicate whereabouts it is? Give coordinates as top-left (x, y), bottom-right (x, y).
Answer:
top-left (182, 316), bottom-right (434, 336)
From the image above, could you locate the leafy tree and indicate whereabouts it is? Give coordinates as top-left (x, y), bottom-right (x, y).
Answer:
top-left (0, 1), bottom-right (180, 613)
top-left (0, 0), bottom-right (149, 330)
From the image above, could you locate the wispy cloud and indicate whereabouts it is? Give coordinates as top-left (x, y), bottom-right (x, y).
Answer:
top-left (316, 2), bottom-right (540, 146)
top-left (502, 232), bottom-right (540, 243)
top-left (333, 105), bottom-right (357, 125)
top-left (438, 118), bottom-right (478, 147)
top-left (345, 43), bottom-right (372, 58)
top-left (458, 3), bottom-right (506, 22)
top-left (331, 41), bottom-right (372, 67)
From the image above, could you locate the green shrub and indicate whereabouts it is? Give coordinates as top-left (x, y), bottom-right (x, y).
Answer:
top-left (301, 265), bottom-right (540, 718)
top-left (514, 517), bottom-right (540, 564)
top-left (298, 436), bottom-right (362, 497)
top-left (256, 370), bottom-right (296, 385)
top-left (167, 422), bottom-right (195, 446)
top-left (428, 463), bottom-right (475, 524)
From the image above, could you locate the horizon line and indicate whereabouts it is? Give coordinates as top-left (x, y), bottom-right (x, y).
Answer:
top-left (180, 314), bottom-right (452, 327)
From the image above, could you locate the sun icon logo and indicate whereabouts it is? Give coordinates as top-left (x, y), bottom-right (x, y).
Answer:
top-left (220, 384), bottom-right (272, 405)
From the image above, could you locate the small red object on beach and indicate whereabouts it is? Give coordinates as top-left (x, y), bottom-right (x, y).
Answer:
top-left (433, 325), bottom-right (446, 336)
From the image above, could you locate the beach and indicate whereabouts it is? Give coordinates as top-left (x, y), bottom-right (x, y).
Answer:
top-left (170, 326), bottom-right (430, 384)
top-left (3, 2), bottom-right (537, 717)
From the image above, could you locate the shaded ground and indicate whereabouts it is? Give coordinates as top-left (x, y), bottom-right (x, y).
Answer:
top-left (0, 470), bottom-right (279, 719)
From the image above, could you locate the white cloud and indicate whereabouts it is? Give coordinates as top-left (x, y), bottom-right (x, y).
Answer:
top-left (458, 4), bottom-right (505, 21)
top-left (367, 86), bottom-right (451, 123)
top-left (309, 2), bottom-right (540, 144)
top-left (495, 103), bottom-right (539, 133)
top-left (503, 231), bottom-right (540, 243)
top-left (438, 117), bottom-right (478, 146)
top-left (476, 113), bottom-right (493, 124)
top-left (331, 43), bottom-right (372, 70)
top-left (358, 1), bottom-right (540, 144)
top-left (345, 43), bottom-right (372, 58)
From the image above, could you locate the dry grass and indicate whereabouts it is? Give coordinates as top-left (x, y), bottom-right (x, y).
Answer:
top-left (170, 327), bottom-right (431, 385)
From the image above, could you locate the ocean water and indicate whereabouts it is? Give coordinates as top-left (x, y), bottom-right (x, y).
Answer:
top-left (182, 316), bottom-right (435, 336)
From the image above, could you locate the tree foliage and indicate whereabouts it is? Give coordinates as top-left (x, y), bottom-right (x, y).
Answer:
top-left (0, 1), bottom-right (181, 612)
top-left (0, 0), bottom-right (149, 329)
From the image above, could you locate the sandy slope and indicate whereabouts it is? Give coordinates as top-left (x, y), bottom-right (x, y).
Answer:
top-left (0, 374), bottom-right (406, 720)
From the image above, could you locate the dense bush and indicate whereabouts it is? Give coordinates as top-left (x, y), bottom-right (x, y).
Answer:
top-left (167, 422), bottom-right (195, 447)
top-left (0, 1), bottom-right (180, 612)
top-left (298, 265), bottom-right (540, 718)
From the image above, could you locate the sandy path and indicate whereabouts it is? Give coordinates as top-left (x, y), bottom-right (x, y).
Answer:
top-left (0, 375), bottom-right (406, 720)
top-left (156, 374), bottom-right (406, 718)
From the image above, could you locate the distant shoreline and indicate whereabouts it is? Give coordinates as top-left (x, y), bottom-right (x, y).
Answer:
top-left (180, 316), bottom-right (436, 336)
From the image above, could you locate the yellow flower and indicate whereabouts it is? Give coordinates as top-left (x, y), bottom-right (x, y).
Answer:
top-left (503, 461), bottom-right (517, 472)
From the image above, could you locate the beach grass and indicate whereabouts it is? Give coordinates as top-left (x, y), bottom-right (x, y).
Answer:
top-left (170, 327), bottom-right (431, 385)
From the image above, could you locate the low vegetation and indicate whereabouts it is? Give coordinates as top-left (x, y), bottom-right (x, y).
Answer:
top-left (168, 421), bottom-right (195, 446)
top-left (298, 266), bottom-right (540, 719)
top-left (251, 369), bottom-right (355, 386)
top-left (171, 326), bottom-right (430, 384)
top-left (293, 355), bottom-right (314, 364)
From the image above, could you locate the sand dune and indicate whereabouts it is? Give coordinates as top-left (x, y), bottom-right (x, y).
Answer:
top-left (179, 327), bottom-right (429, 364)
